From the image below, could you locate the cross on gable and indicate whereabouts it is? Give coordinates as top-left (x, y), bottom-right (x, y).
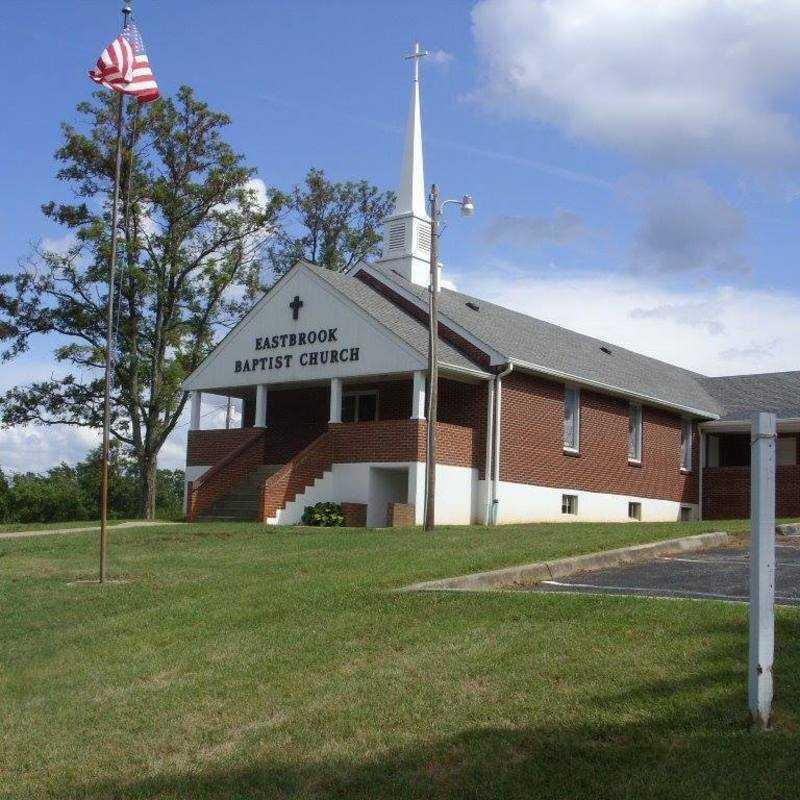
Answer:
top-left (289, 295), bottom-right (304, 321)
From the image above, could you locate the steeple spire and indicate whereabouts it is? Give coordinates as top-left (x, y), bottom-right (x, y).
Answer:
top-left (376, 42), bottom-right (433, 287)
top-left (396, 42), bottom-right (428, 217)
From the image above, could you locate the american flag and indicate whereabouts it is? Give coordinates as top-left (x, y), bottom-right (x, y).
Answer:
top-left (89, 21), bottom-right (159, 104)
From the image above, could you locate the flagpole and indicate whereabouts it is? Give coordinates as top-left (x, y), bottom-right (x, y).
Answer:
top-left (99, 4), bottom-right (131, 583)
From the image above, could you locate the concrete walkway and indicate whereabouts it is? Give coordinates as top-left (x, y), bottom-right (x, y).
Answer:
top-left (0, 520), bottom-right (186, 541)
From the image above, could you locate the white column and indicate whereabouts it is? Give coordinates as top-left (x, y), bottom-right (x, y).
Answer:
top-left (189, 391), bottom-right (202, 431)
top-left (329, 378), bottom-right (342, 423)
top-left (411, 370), bottom-right (426, 419)
top-left (255, 384), bottom-right (268, 428)
top-left (749, 411), bottom-right (776, 730)
top-left (698, 430), bottom-right (705, 521)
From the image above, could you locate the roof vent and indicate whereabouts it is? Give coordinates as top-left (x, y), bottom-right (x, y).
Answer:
top-left (466, 301), bottom-right (480, 311)
top-left (600, 345), bottom-right (612, 355)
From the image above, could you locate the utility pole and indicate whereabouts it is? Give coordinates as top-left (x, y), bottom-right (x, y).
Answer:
top-left (424, 184), bottom-right (440, 532)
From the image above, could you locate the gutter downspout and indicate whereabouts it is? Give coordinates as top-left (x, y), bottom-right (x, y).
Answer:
top-left (490, 363), bottom-right (514, 526)
top-left (483, 378), bottom-right (495, 524)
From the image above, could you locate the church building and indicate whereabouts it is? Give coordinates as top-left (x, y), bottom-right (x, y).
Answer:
top-left (181, 49), bottom-right (800, 527)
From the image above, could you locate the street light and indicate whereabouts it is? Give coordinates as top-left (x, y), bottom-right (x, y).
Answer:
top-left (424, 185), bottom-right (475, 532)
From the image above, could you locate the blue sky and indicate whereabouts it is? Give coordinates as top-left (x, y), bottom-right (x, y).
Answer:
top-left (2, 0), bottom-right (800, 472)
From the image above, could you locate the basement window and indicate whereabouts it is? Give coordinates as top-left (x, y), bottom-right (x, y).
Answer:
top-left (562, 494), bottom-right (578, 515)
top-left (628, 502), bottom-right (642, 521)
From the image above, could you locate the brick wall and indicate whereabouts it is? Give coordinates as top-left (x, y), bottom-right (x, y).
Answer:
top-left (187, 428), bottom-right (262, 467)
top-left (703, 465), bottom-right (800, 520)
top-left (329, 419), bottom-right (425, 463)
top-left (499, 371), bottom-right (699, 503)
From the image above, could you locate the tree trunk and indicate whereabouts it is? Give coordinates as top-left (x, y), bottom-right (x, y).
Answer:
top-left (138, 451), bottom-right (157, 520)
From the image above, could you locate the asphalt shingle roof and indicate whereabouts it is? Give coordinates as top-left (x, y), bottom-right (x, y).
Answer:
top-left (698, 372), bottom-right (800, 421)
top-left (388, 273), bottom-right (722, 416)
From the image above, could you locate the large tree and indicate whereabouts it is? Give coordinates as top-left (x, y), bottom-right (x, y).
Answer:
top-left (0, 87), bottom-right (283, 518)
top-left (266, 167), bottom-right (394, 277)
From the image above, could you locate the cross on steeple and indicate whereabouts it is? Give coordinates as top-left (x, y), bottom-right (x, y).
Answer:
top-left (289, 295), bottom-right (303, 320)
top-left (404, 42), bottom-right (428, 83)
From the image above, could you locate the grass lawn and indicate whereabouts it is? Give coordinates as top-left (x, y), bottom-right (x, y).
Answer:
top-left (2, 518), bottom-right (799, 799)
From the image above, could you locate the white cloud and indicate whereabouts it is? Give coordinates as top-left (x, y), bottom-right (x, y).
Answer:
top-left (0, 425), bottom-right (100, 475)
top-left (471, 0), bottom-right (800, 166)
top-left (629, 177), bottom-right (749, 275)
top-left (41, 233), bottom-right (77, 256)
top-left (450, 263), bottom-right (800, 375)
top-left (429, 49), bottom-right (455, 67)
top-left (484, 209), bottom-right (590, 249)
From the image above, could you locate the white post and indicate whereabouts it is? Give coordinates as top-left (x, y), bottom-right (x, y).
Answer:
top-left (749, 411), bottom-right (776, 730)
top-left (189, 391), bottom-right (202, 431)
top-left (255, 384), bottom-right (268, 428)
top-left (411, 371), bottom-right (426, 419)
top-left (329, 378), bottom-right (343, 424)
top-left (483, 379), bottom-right (495, 524)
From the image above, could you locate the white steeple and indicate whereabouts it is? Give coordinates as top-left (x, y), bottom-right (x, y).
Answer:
top-left (377, 43), bottom-right (433, 287)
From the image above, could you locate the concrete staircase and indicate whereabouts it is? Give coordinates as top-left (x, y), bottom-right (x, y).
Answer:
top-left (199, 465), bottom-right (280, 521)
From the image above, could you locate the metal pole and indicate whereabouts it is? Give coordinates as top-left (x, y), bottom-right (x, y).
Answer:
top-left (424, 184), bottom-right (439, 532)
top-left (99, 5), bottom-right (131, 582)
top-left (99, 91), bottom-right (126, 583)
top-left (749, 411), bottom-right (776, 730)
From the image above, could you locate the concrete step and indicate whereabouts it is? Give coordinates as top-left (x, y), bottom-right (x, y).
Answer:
top-left (212, 502), bottom-right (260, 514)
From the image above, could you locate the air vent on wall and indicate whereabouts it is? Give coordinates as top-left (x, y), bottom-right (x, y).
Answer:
top-left (466, 301), bottom-right (480, 311)
top-left (600, 345), bottom-right (612, 355)
top-left (417, 224), bottom-right (431, 253)
top-left (387, 221), bottom-right (405, 251)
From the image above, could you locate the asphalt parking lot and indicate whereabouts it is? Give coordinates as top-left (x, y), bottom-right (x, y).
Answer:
top-left (524, 539), bottom-right (800, 605)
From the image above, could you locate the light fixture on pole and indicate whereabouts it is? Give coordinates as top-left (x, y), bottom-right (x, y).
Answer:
top-left (424, 186), bottom-right (475, 532)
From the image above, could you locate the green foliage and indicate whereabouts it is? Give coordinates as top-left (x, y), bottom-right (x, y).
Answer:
top-left (266, 167), bottom-right (395, 277)
top-left (301, 501), bottom-right (345, 527)
top-left (0, 446), bottom-right (184, 524)
top-left (0, 86), bottom-right (282, 517)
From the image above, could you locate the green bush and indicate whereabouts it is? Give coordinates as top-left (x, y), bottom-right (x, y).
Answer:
top-left (301, 501), bottom-right (345, 527)
top-left (7, 471), bottom-right (90, 523)
top-left (0, 447), bottom-right (185, 524)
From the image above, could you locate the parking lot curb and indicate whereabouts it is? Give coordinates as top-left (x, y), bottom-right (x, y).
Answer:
top-left (401, 531), bottom-right (731, 592)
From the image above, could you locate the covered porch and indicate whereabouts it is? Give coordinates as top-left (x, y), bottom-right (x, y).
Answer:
top-left (184, 369), bottom-right (490, 526)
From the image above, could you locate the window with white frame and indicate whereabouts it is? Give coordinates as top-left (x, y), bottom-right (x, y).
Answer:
top-left (342, 391), bottom-right (378, 423)
top-left (681, 419), bottom-right (693, 471)
top-left (562, 494), bottom-right (578, 515)
top-left (564, 386), bottom-right (580, 452)
top-left (628, 403), bottom-right (643, 463)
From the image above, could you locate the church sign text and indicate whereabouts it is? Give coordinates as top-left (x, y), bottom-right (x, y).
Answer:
top-left (233, 326), bottom-right (361, 374)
